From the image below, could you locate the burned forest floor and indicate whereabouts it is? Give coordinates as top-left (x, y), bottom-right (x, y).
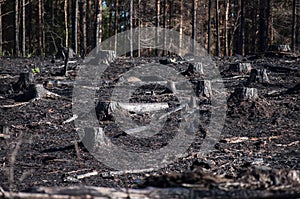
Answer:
top-left (0, 53), bottom-right (299, 199)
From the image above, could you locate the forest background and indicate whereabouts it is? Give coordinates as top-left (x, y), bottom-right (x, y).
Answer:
top-left (0, 0), bottom-right (298, 58)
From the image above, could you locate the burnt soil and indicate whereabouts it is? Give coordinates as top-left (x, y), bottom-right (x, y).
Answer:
top-left (0, 54), bottom-right (299, 199)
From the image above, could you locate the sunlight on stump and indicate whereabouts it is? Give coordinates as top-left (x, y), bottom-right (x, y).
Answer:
top-left (229, 63), bottom-right (252, 73)
top-left (234, 87), bottom-right (258, 100)
top-left (197, 80), bottom-right (212, 98)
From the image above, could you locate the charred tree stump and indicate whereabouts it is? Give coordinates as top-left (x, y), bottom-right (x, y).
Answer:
top-left (248, 69), bottom-right (270, 85)
top-left (13, 72), bottom-right (34, 92)
top-left (13, 84), bottom-right (60, 102)
top-left (229, 63), bottom-right (252, 73)
top-left (186, 62), bottom-right (204, 74)
top-left (88, 50), bottom-right (116, 65)
top-left (233, 87), bottom-right (258, 100)
top-left (197, 80), bottom-right (212, 98)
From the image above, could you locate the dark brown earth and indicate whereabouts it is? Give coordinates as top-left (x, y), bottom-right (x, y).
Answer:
top-left (0, 54), bottom-right (299, 199)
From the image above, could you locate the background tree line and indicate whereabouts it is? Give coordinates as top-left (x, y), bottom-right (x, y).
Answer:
top-left (0, 0), bottom-right (298, 57)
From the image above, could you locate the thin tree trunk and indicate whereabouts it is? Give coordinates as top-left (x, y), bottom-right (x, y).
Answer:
top-left (137, 0), bottom-right (141, 57)
top-left (207, 0), bottom-right (212, 54)
top-left (179, 0), bottom-right (183, 55)
top-left (259, 0), bottom-right (268, 52)
top-left (96, 0), bottom-right (102, 51)
top-left (155, 0), bottom-right (160, 56)
top-left (72, 0), bottom-right (78, 54)
top-left (50, 0), bottom-right (55, 54)
top-left (87, 0), bottom-right (91, 49)
top-left (224, 0), bottom-right (229, 56)
top-left (238, 0), bottom-right (245, 55)
top-left (130, 0), bottom-right (133, 57)
top-left (21, 0), bottom-right (25, 57)
top-left (64, 0), bottom-right (68, 47)
top-left (114, 0), bottom-right (118, 52)
top-left (0, 2), bottom-right (2, 54)
top-left (192, 0), bottom-right (197, 54)
top-left (37, 0), bottom-right (43, 55)
top-left (14, 0), bottom-right (19, 57)
top-left (251, 0), bottom-right (258, 53)
top-left (80, 0), bottom-right (87, 56)
top-left (162, 0), bottom-right (167, 56)
top-left (215, 0), bottom-right (220, 56)
top-left (28, 0), bottom-right (32, 54)
top-left (291, 0), bottom-right (297, 51)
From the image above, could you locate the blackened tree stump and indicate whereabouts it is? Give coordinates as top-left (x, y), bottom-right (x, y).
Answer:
top-left (233, 87), bottom-right (258, 100)
top-left (248, 69), bottom-right (270, 85)
top-left (197, 80), bottom-right (212, 98)
top-left (229, 63), bottom-right (252, 73)
top-left (13, 72), bottom-right (34, 92)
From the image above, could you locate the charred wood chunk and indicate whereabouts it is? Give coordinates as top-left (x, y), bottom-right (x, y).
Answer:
top-left (13, 72), bottom-right (34, 92)
top-left (233, 87), bottom-right (258, 100)
top-left (229, 63), bottom-right (252, 73)
top-left (197, 80), bottom-right (212, 98)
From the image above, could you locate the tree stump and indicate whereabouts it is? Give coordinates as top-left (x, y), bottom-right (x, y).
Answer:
top-left (186, 62), bottom-right (204, 74)
top-left (88, 50), bottom-right (116, 65)
top-left (233, 87), bottom-right (258, 100)
top-left (13, 84), bottom-right (60, 102)
top-left (248, 69), bottom-right (270, 84)
top-left (13, 72), bottom-right (34, 92)
top-left (229, 63), bottom-right (252, 73)
top-left (269, 44), bottom-right (291, 52)
top-left (196, 80), bottom-right (212, 98)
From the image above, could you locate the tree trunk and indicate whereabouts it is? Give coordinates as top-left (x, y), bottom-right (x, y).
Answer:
top-left (162, 0), bottom-right (167, 56)
top-left (179, 0), bottom-right (183, 55)
top-left (96, 0), bottom-right (102, 51)
top-left (21, 0), bottom-right (25, 57)
top-left (251, 0), bottom-right (258, 53)
top-left (37, 0), bottom-right (43, 55)
top-left (291, 0), bottom-right (297, 51)
top-left (50, 0), bottom-right (55, 54)
top-left (192, 0), bottom-right (197, 54)
top-left (155, 0), bottom-right (160, 56)
top-left (0, 2), bottom-right (2, 54)
top-left (86, 0), bottom-right (92, 49)
top-left (64, 0), bottom-right (68, 47)
top-left (114, 0), bottom-right (118, 52)
top-left (137, 0), bottom-right (141, 57)
top-left (72, 0), bottom-right (78, 54)
top-left (238, 0), bottom-right (245, 55)
top-left (14, 0), bottom-right (19, 57)
top-left (207, 0), bottom-right (212, 54)
top-left (129, 0), bottom-right (133, 57)
top-left (28, 0), bottom-right (32, 54)
top-left (224, 0), bottom-right (229, 56)
top-left (80, 0), bottom-right (87, 57)
top-left (259, 0), bottom-right (268, 52)
top-left (215, 0), bottom-right (220, 56)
